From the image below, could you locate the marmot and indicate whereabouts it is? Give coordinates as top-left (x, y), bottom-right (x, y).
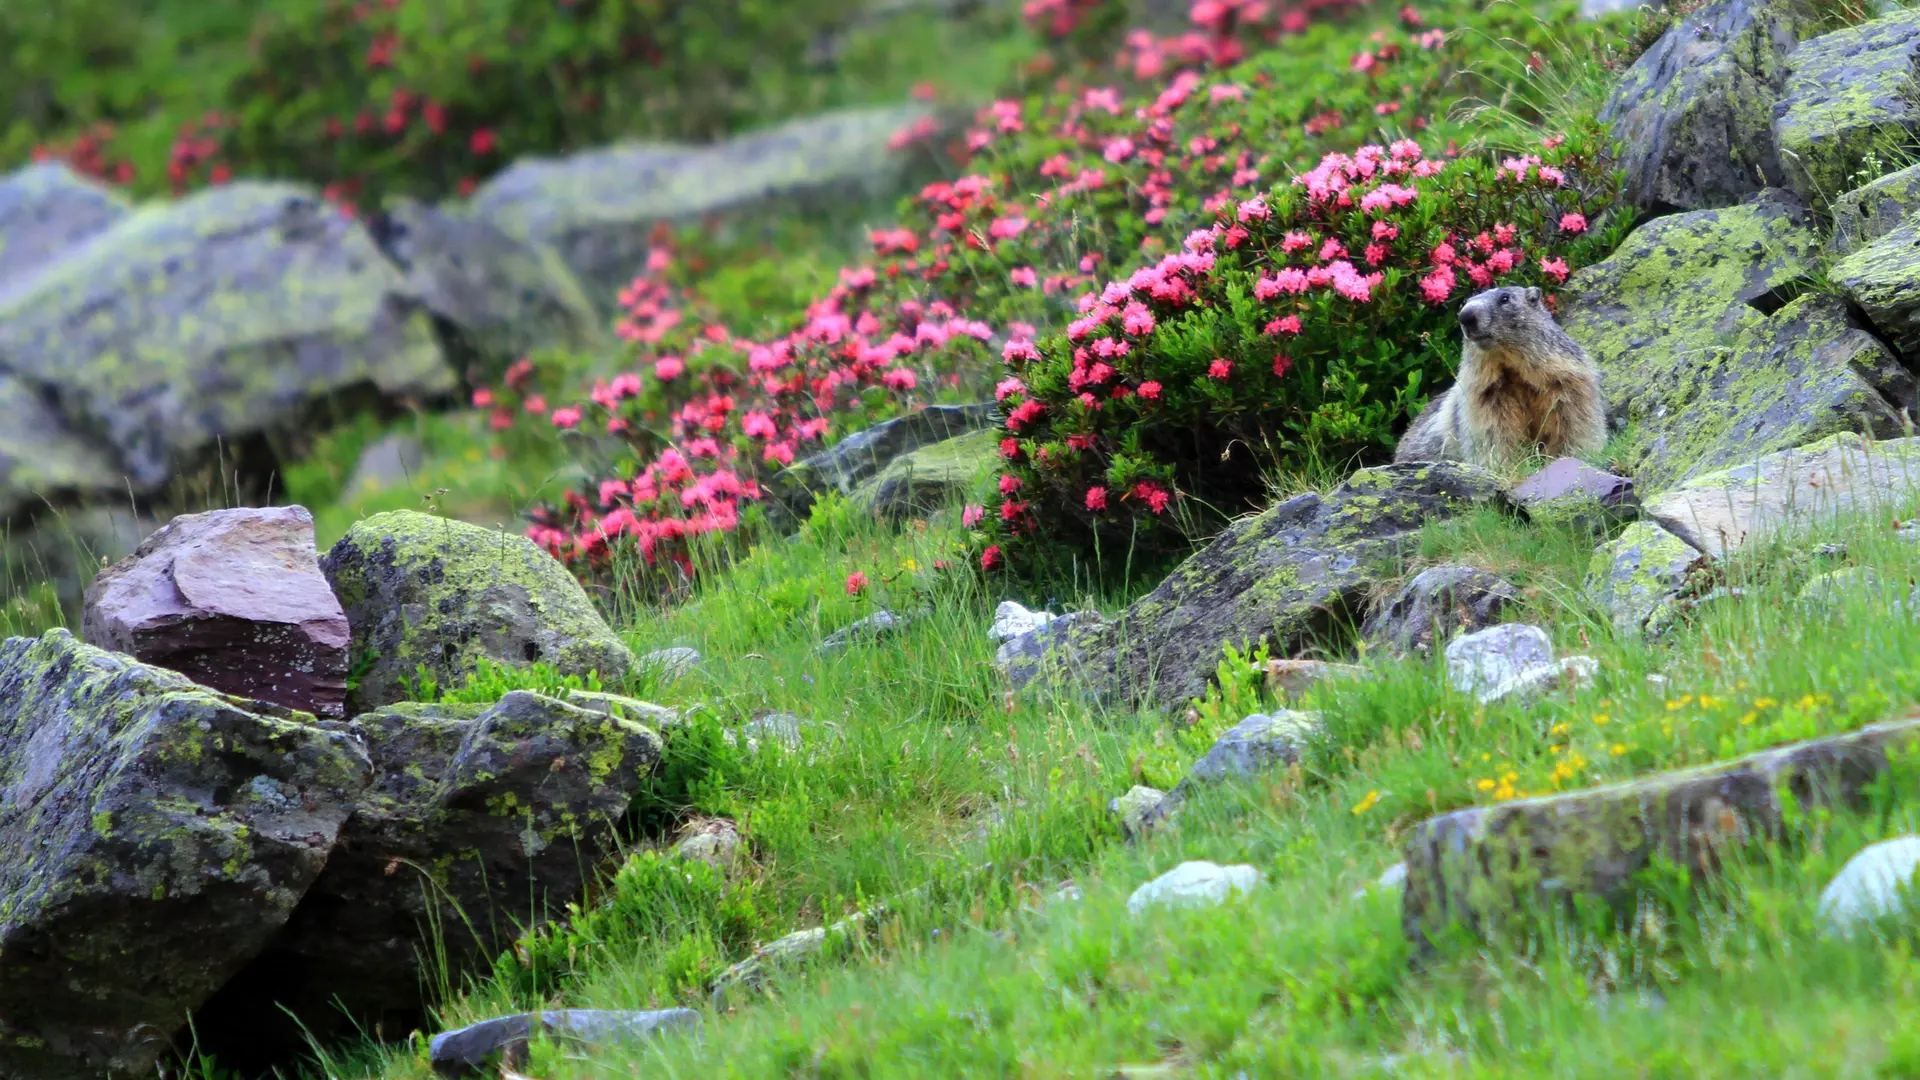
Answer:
top-left (1394, 285), bottom-right (1606, 469)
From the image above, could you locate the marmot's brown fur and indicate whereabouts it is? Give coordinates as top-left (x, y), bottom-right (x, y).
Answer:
top-left (1394, 285), bottom-right (1606, 469)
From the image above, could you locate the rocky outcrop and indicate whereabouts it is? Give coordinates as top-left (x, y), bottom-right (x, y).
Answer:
top-left (320, 510), bottom-right (634, 711)
top-left (766, 403), bottom-right (995, 527)
top-left (428, 1009), bottom-right (701, 1079)
top-left (0, 163), bottom-right (128, 303)
top-left (1585, 521), bottom-right (1710, 635)
top-left (0, 630), bottom-right (371, 1080)
top-left (192, 692), bottom-right (663, 1071)
top-left (1644, 433), bottom-right (1920, 558)
top-left (855, 427), bottom-right (996, 521)
top-left (1829, 162), bottom-right (1920, 254)
top-left (473, 104), bottom-right (947, 306)
top-left (81, 506), bottom-right (349, 718)
top-left (1361, 566), bottom-right (1519, 655)
top-left (1774, 9), bottom-right (1920, 205)
top-left (0, 182), bottom-right (453, 495)
top-left (1599, 0), bottom-right (1817, 211)
top-left (1402, 712), bottom-right (1920, 947)
top-left (1562, 192), bottom-right (1913, 489)
top-left (375, 199), bottom-right (605, 377)
top-left (0, 375), bottom-right (123, 524)
top-left (1026, 463), bottom-right (1507, 714)
top-left (1833, 214), bottom-right (1920, 359)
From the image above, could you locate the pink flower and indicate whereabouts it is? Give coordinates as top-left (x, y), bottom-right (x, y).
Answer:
top-left (1011, 266), bottom-right (1039, 288)
top-left (846, 572), bottom-right (869, 596)
top-left (1121, 302), bottom-right (1156, 336)
top-left (1003, 338), bottom-right (1040, 363)
top-left (1006, 398), bottom-right (1045, 432)
top-left (1085, 486), bottom-right (1110, 511)
top-left (963, 504), bottom-right (986, 527)
top-left (1280, 231), bottom-right (1313, 253)
top-left (1540, 256), bottom-right (1571, 283)
top-left (524, 395), bottom-right (548, 415)
top-left (995, 376), bottom-right (1027, 401)
top-left (882, 367), bottom-right (919, 391)
top-left (471, 388), bottom-right (495, 407)
top-left (981, 545), bottom-right (1004, 570)
top-left (1130, 481), bottom-right (1171, 514)
top-left (1273, 354), bottom-right (1293, 377)
top-left (1265, 315), bottom-right (1303, 335)
top-left (610, 372), bottom-right (643, 398)
top-left (999, 473), bottom-right (1024, 495)
top-left (1208, 358), bottom-right (1233, 380)
top-left (1430, 243), bottom-right (1457, 267)
top-left (1103, 137), bottom-right (1136, 163)
top-left (1237, 197), bottom-right (1270, 222)
top-left (741, 411), bottom-right (778, 439)
top-left (1137, 380), bottom-right (1163, 401)
top-left (1419, 265), bottom-right (1456, 304)
top-left (550, 406), bottom-right (582, 429)
top-left (654, 356), bottom-right (685, 380)
top-left (1559, 212), bottom-right (1588, 233)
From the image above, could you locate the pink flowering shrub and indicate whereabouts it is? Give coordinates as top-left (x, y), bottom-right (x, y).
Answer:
top-left (985, 125), bottom-right (1628, 562)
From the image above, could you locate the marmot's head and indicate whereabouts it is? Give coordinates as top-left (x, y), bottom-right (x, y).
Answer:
top-left (1457, 286), bottom-right (1549, 349)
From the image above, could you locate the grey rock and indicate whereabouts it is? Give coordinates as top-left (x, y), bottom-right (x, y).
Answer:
top-left (1186, 710), bottom-right (1321, 784)
top-left (1352, 861), bottom-right (1409, 901)
top-left (1109, 785), bottom-right (1167, 839)
top-left (342, 433), bottom-right (424, 499)
top-left (1831, 214), bottom-right (1920, 361)
top-left (1817, 836), bottom-right (1920, 937)
top-left (709, 913), bottom-right (868, 1007)
top-left (854, 427), bottom-right (996, 521)
top-left (1830, 162), bottom-right (1920, 254)
top-left (0, 630), bottom-right (370, 1080)
top-left (640, 646), bottom-right (702, 684)
top-left (819, 608), bottom-right (916, 654)
top-left (0, 373), bottom-right (125, 525)
top-left (1362, 566), bottom-right (1520, 655)
top-left (475, 104), bottom-right (946, 305)
top-left (767, 404), bottom-right (996, 527)
top-left (320, 510), bottom-right (634, 712)
top-left (1477, 655), bottom-right (1600, 706)
top-left (1585, 521), bottom-right (1710, 636)
top-left (997, 611), bottom-right (1103, 692)
top-left (564, 688), bottom-right (683, 726)
top-left (1403, 714), bottom-right (1920, 947)
top-left (1599, 0), bottom-right (1817, 210)
top-left (1444, 624), bottom-right (1554, 696)
top-left (1774, 9), bottom-right (1920, 204)
top-left (674, 819), bottom-right (742, 871)
top-left (1508, 457), bottom-right (1639, 532)
top-left (1644, 433), bottom-right (1920, 558)
top-left (429, 1008), bottom-right (701, 1078)
top-left (82, 506), bottom-right (349, 718)
top-left (990, 600), bottom-right (1057, 642)
top-left (0, 163), bottom-right (129, 304)
top-left (1126, 861), bottom-right (1264, 915)
top-left (1034, 462), bottom-right (1508, 714)
top-left (731, 711), bottom-right (807, 752)
top-left (376, 198), bottom-right (605, 375)
top-left (1797, 566), bottom-right (1911, 612)
top-left (0, 182), bottom-right (452, 493)
top-left (192, 691), bottom-right (663, 1068)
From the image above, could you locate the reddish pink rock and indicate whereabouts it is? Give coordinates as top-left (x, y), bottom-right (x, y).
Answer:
top-left (81, 506), bottom-right (350, 717)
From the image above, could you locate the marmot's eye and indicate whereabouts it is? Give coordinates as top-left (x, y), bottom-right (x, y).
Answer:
top-left (1497, 293), bottom-right (1510, 305)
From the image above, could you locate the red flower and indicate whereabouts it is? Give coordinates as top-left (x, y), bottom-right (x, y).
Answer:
top-left (1273, 354), bottom-right (1293, 377)
top-left (1138, 380), bottom-right (1163, 401)
top-left (981, 545), bottom-right (1004, 571)
top-left (1559, 212), bottom-right (1588, 233)
top-left (845, 571), bottom-right (869, 596)
top-left (1207, 358), bottom-right (1233, 380)
top-left (470, 129), bottom-right (497, 155)
top-left (1085, 486), bottom-right (1109, 511)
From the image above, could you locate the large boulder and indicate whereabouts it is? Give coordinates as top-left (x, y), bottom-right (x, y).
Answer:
top-left (320, 511), bottom-right (634, 712)
top-left (1561, 192), bottom-right (1912, 489)
top-left (1402, 712), bottom-right (1920, 947)
top-left (854, 427), bottom-right (997, 521)
top-left (1027, 463), bottom-right (1508, 714)
top-left (0, 374), bottom-right (123, 524)
top-left (1831, 214), bottom-right (1920, 358)
top-left (1599, 0), bottom-right (1817, 211)
top-left (1585, 521), bottom-right (1710, 636)
top-left (0, 163), bottom-right (129, 304)
top-left (765, 403), bottom-right (995, 527)
top-left (1774, 9), bottom-right (1920, 205)
top-left (1644, 432), bottom-right (1920, 558)
top-left (473, 104), bottom-right (945, 305)
top-left (191, 691), bottom-right (663, 1070)
top-left (0, 182), bottom-right (454, 493)
top-left (81, 506), bottom-right (349, 718)
top-left (374, 199), bottom-right (605, 377)
top-left (0, 630), bottom-right (370, 1080)
top-left (1829, 162), bottom-right (1920, 254)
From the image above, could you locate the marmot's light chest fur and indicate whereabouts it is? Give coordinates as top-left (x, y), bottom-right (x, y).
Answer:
top-left (1393, 285), bottom-right (1605, 469)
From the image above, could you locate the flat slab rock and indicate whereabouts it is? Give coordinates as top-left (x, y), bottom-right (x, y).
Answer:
top-left (0, 630), bottom-right (371, 1080)
top-left (1402, 712), bottom-right (1920, 946)
top-left (429, 1008), bottom-right (701, 1078)
top-left (82, 505), bottom-right (349, 718)
top-left (1774, 8), bottom-right (1920, 204)
top-left (1645, 432), bottom-right (1920, 558)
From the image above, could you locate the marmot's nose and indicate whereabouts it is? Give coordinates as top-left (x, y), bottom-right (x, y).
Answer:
top-left (1458, 308), bottom-right (1482, 336)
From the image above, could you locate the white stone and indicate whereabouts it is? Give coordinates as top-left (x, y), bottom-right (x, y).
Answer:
top-left (1127, 860), bottom-right (1264, 915)
top-left (1818, 836), bottom-right (1920, 937)
top-left (1478, 655), bottom-right (1600, 706)
top-left (1444, 624), bottom-right (1554, 696)
top-left (639, 646), bottom-right (701, 683)
top-left (1350, 861), bottom-right (1408, 901)
top-left (990, 601), bottom-right (1057, 642)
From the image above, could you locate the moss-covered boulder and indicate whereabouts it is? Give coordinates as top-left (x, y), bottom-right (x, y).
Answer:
top-left (1599, 0), bottom-right (1816, 211)
top-left (0, 374), bottom-right (123, 525)
top-left (1829, 162), bottom-right (1920, 254)
top-left (375, 199), bottom-right (606, 378)
top-left (190, 691), bottom-right (662, 1070)
top-left (854, 427), bottom-right (997, 521)
top-left (1402, 713), bottom-right (1920, 948)
top-left (1585, 521), bottom-right (1710, 636)
top-left (1832, 214), bottom-right (1920, 358)
top-left (321, 511), bottom-right (633, 712)
top-left (1774, 9), bottom-right (1920, 205)
top-left (766, 403), bottom-right (995, 528)
top-left (1032, 462), bottom-right (1508, 715)
top-left (1645, 432), bottom-right (1920, 558)
top-left (473, 103), bottom-right (945, 306)
top-left (0, 182), bottom-right (454, 493)
top-left (0, 629), bottom-right (371, 1080)
top-left (0, 163), bottom-right (129, 302)
top-left (1561, 192), bottom-right (1912, 489)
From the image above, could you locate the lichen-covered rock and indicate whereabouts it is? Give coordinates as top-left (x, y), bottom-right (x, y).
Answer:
top-left (0, 630), bottom-right (370, 1080)
top-left (1035, 463), bottom-right (1507, 714)
top-left (191, 691), bottom-right (662, 1070)
top-left (375, 198), bottom-right (605, 375)
top-left (0, 163), bottom-right (129, 303)
top-left (767, 403), bottom-right (995, 528)
top-left (0, 373), bottom-right (122, 524)
top-left (82, 506), bottom-right (349, 717)
top-left (1507, 457), bottom-right (1639, 533)
top-left (1599, 0), bottom-right (1817, 210)
top-left (1362, 566), bottom-right (1520, 655)
top-left (321, 510), bottom-right (634, 712)
top-left (1831, 214), bottom-right (1920, 360)
top-left (1586, 521), bottom-right (1710, 636)
top-left (1774, 9), bottom-right (1920, 205)
top-left (1829, 162), bottom-right (1920, 254)
top-left (1561, 193), bottom-right (1914, 488)
top-left (1186, 711), bottom-right (1321, 785)
top-left (1402, 713), bottom-right (1920, 947)
top-left (1444, 624), bottom-right (1554, 696)
top-left (429, 1008), bottom-right (702, 1079)
top-left (998, 611), bottom-right (1104, 692)
top-left (674, 818), bottom-right (742, 870)
top-left (1646, 433), bottom-right (1920, 557)
top-left (0, 182), bottom-right (453, 492)
top-left (854, 427), bottom-right (997, 521)
top-left (475, 104), bottom-right (944, 304)
top-left (1109, 785), bottom-right (1167, 839)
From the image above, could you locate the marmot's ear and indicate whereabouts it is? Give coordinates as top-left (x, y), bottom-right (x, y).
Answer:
top-left (1526, 286), bottom-right (1543, 305)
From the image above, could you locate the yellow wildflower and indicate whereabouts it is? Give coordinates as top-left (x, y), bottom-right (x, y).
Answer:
top-left (1610, 743), bottom-right (1627, 757)
top-left (1351, 790), bottom-right (1381, 814)
top-left (1477, 778), bottom-right (1496, 792)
